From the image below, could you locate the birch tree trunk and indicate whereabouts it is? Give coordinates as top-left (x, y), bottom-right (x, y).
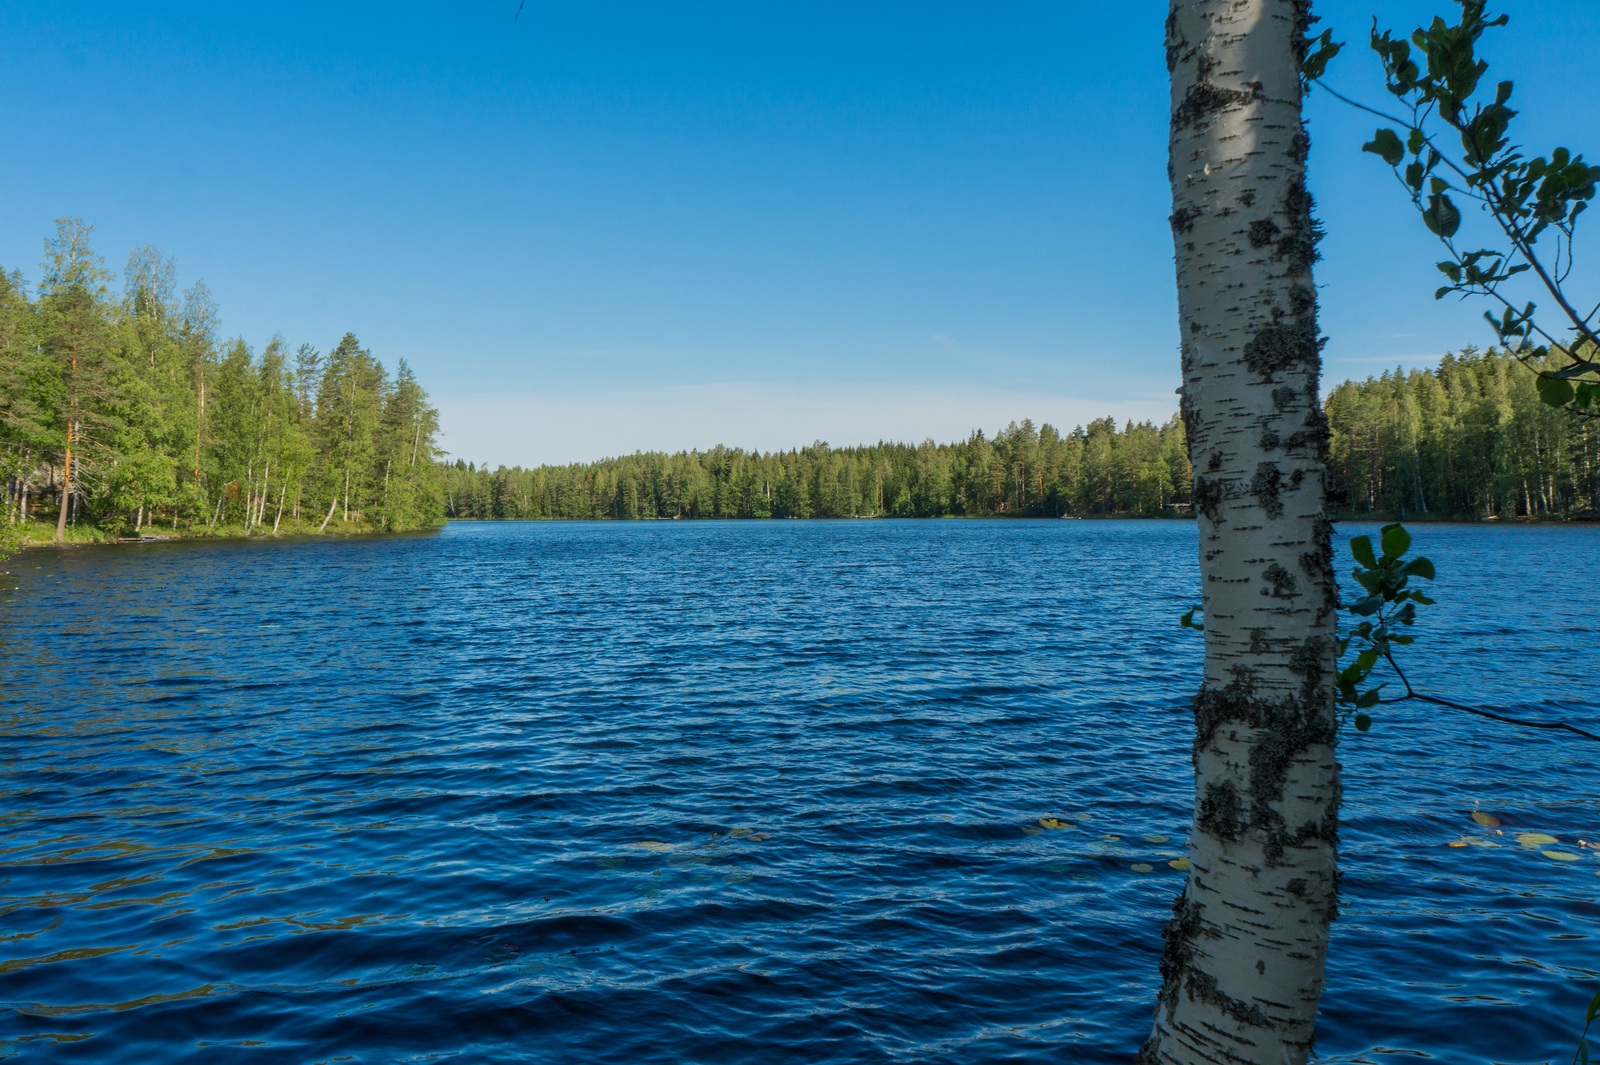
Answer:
top-left (318, 493), bottom-right (339, 533)
top-left (1141, 3), bottom-right (1340, 1063)
top-left (54, 418), bottom-right (73, 543)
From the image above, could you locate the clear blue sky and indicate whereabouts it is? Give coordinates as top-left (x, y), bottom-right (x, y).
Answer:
top-left (2, 1), bottom-right (1595, 464)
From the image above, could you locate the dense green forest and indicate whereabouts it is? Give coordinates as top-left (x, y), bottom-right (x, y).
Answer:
top-left (7, 219), bottom-right (1594, 539)
top-left (0, 219), bottom-right (445, 542)
top-left (1327, 347), bottom-right (1600, 518)
top-left (441, 417), bottom-right (1193, 520)
top-left (439, 347), bottom-right (1600, 522)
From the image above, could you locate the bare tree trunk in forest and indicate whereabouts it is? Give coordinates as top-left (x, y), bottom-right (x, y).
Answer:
top-left (257, 459), bottom-right (270, 528)
top-left (210, 492), bottom-right (225, 528)
top-left (272, 484), bottom-right (285, 535)
top-left (318, 493), bottom-right (339, 533)
top-left (54, 418), bottom-right (74, 543)
top-left (342, 467), bottom-right (350, 524)
top-left (1141, 3), bottom-right (1340, 1064)
top-left (136, 503), bottom-right (144, 532)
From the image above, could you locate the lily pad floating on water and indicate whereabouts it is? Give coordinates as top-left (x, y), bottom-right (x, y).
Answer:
top-left (1542, 850), bottom-right (1582, 862)
top-left (630, 841), bottom-right (675, 853)
top-left (1168, 858), bottom-right (1190, 871)
top-left (1471, 810), bottom-right (1502, 828)
top-left (1130, 863), bottom-right (1154, 874)
top-left (729, 828), bottom-right (753, 838)
top-left (1448, 836), bottom-right (1502, 848)
top-left (1141, 833), bottom-right (1170, 845)
top-left (1516, 833), bottom-right (1559, 848)
top-left (1038, 818), bottom-right (1073, 830)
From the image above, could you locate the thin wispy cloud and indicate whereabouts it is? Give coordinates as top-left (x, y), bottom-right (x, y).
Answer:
top-left (437, 381), bottom-right (1178, 467)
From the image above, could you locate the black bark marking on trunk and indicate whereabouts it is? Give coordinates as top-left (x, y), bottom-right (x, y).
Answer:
top-left (1193, 474), bottom-right (1224, 523)
top-left (1171, 205), bottom-right (1202, 234)
top-left (1198, 780), bottom-right (1246, 841)
top-left (1289, 282), bottom-right (1316, 316)
top-left (1276, 178), bottom-right (1321, 273)
top-left (1244, 319), bottom-right (1319, 379)
top-left (1248, 219), bottom-right (1282, 247)
top-left (1245, 638), bottom-right (1339, 865)
top-left (1173, 80), bottom-right (1259, 131)
top-left (1191, 643), bottom-right (1338, 869)
top-left (1252, 462), bottom-right (1284, 519)
top-left (1301, 512), bottom-right (1339, 615)
top-left (1187, 970), bottom-right (1272, 1029)
top-left (1150, 892), bottom-right (1204, 1023)
top-left (1193, 665), bottom-right (1258, 749)
top-left (1164, 7), bottom-right (1184, 74)
top-left (1262, 562), bottom-right (1298, 598)
top-left (1180, 391), bottom-right (1200, 445)
top-left (1260, 428), bottom-right (1281, 450)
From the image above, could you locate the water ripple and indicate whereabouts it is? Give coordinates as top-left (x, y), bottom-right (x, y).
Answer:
top-left (0, 520), bottom-right (1595, 1063)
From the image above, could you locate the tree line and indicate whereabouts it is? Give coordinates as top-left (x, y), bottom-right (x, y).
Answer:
top-left (1327, 346), bottom-right (1600, 519)
top-left (0, 218), bottom-right (445, 541)
top-left (441, 416), bottom-right (1194, 520)
top-left (439, 345), bottom-right (1600, 523)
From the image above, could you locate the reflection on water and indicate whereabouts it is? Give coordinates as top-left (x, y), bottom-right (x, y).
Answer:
top-left (0, 521), bottom-right (1596, 1063)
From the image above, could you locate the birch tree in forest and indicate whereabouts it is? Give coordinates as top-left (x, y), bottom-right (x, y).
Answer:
top-left (37, 218), bottom-right (122, 543)
top-left (1141, 3), bottom-right (1341, 1063)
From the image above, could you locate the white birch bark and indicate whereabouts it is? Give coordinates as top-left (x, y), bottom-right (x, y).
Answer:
top-left (1141, 3), bottom-right (1340, 1063)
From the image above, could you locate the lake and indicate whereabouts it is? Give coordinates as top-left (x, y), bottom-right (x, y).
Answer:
top-left (1, 520), bottom-right (1596, 1064)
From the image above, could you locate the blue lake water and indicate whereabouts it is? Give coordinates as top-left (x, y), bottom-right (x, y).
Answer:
top-left (0, 519), bottom-right (1596, 1064)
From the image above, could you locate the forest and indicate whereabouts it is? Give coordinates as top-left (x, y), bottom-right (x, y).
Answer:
top-left (6, 220), bottom-right (1596, 537)
top-left (439, 347), bottom-right (1600, 522)
top-left (441, 417), bottom-right (1193, 521)
top-left (1326, 347), bottom-right (1600, 518)
top-left (0, 219), bottom-right (445, 543)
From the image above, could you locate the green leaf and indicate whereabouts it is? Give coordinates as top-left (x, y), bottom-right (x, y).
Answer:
top-left (1350, 535), bottom-right (1377, 568)
top-left (1536, 374), bottom-right (1576, 407)
top-left (1354, 713), bottom-right (1372, 732)
top-left (1399, 557), bottom-right (1436, 580)
top-left (1364, 127), bottom-right (1405, 167)
top-left (1350, 592), bottom-right (1382, 615)
top-left (1380, 523), bottom-right (1412, 560)
top-left (1180, 607), bottom-right (1204, 631)
top-left (1587, 987), bottom-right (1600, 1023)
top-left (1301, 30), bottom-right (1344, 82)
top-left (1423, 192), bottom-right (1462, 237)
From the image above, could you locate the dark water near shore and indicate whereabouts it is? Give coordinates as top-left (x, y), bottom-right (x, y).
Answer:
top-left (1, 520), bottom-right (1596, 1064)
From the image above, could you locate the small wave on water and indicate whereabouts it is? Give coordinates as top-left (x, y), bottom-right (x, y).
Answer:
top-left (0, 520), bottom-right (1596, 1063)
